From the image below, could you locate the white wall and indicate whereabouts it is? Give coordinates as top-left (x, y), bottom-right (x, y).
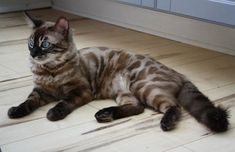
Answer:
top-left (52, 0), bottom-right (235, 56)
top-left (0, 0), bottom-right (51, 13)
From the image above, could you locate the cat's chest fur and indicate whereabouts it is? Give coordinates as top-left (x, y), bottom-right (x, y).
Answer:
top-left (30, 60), bottom-right (86, 95)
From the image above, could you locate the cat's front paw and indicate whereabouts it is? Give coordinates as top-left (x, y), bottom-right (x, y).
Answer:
top-left (95, 107), bottom-right (115, 123)
top-left (8, 106), bottom-right (30, 119)
top-left (47, 106), bottom-right (70, 121)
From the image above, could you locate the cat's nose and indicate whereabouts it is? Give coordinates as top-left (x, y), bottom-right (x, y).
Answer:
top-left (30, 48), bottom-right (41, 58)
top-left (30, 50), bottom-right (37, 58)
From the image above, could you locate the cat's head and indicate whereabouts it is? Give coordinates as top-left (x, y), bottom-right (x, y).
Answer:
top-left (25, 12), bottom-right (74, 65)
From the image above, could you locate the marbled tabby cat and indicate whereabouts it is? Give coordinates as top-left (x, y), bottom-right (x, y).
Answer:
top-left (8, 13), bottom-right (229, 132)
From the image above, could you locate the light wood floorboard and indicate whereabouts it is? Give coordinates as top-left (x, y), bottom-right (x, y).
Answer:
top-left (0, 8), bottom-right (235, 152)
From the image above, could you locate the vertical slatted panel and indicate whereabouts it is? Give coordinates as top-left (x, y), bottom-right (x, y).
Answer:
top-left (156, 0), bottom-right (171, 11)
top-left (141, 0), bottom-right (155, 8)
top-left (118, 0), bottom-right (141, 5)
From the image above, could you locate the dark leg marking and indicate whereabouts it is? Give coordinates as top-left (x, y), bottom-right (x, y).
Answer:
top-left (47, 101), bottom-right (73, 121)
top-left (160, 106), bottom-right (181, 131)
top-left (95, 104), bottom-right (144, 123)
top-left (8, 102), bottom-right (33, 118)
top-left (8, 88), bottom-right (54, 118)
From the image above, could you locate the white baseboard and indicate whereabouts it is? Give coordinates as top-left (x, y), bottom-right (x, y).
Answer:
top-left (52, 0), bottom-right (235, 56)
top-left (0, 0), bottom-right (51, 13)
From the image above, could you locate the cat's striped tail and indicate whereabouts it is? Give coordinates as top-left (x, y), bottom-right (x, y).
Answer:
top-left (177, 80), bottom-right (229, 132)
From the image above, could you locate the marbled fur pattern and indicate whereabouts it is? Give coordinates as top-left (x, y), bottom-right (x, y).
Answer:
top-left (8, 15), bottom-right (229, 132)
top-left (78, 47), bottom-right (182, 112)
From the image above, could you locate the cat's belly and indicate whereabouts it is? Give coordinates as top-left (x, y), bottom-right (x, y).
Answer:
top-left (94, 72), bottom-right (130, 99)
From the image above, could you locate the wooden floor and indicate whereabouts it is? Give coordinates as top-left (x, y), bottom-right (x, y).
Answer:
top-left (0, 9), bottom-right (235, 152)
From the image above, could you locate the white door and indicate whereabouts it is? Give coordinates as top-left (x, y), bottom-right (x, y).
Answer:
top-left (0, 0), bottom-right (51, 13)
top-left (171, 0), bottom-right (235, 25)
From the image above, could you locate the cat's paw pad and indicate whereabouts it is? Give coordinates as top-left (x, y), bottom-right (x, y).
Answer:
top-left (95, 108), bottom-right (114, 123)
top-left (47, 107), bottom-right (69, 121)
top-left (8, 106), bottom-right (29, 118)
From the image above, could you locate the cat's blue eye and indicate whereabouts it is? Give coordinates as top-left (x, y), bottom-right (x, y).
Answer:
top-left (41, 41), bottom-right (51, 49)
top-left (28, 36), bottom-right (34, 48)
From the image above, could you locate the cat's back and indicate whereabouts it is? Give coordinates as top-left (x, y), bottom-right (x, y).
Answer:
top-left (78, 47), bottom-right (135, 72)
top-left (78, 46), bottom-right (129, 62)
top-left (77, 46), bottom-right (175, 75)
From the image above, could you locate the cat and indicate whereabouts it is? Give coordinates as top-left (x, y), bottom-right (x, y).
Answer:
top-left (8, 12), bottom-right (229, 132)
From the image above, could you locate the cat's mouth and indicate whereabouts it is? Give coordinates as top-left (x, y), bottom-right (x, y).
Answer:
top-left (34, 55), bottom-right (47, 60)
top-left (30, 51), bottom-right (48, 61)
top-left (31, 55), bottom-right (49, 64)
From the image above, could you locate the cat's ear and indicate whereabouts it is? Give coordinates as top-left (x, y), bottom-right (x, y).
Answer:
top-left (24, 11), bottom-right (44, 28)
top-left (54, 17), bottom-right (69, 37)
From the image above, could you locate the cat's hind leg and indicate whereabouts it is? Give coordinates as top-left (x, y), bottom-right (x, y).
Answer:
top-left (95, 92), bottom-right (144, 122)
top-left (148, 94), bottom-right (181, 131)
top-left (133, 79), bottom-right (181, 131)
top-left (160, 105), bottom-right (181, 131)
